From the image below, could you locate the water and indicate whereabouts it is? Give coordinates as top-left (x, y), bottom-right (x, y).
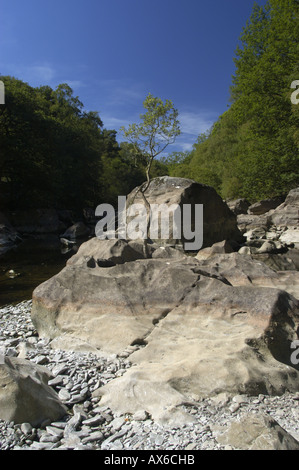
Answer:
top-left (0, 236), bottom-right (83, 307)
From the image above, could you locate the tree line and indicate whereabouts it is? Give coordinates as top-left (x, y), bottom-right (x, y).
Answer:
top-left (1, 0), bottom-right (298, 212)
top-left (0, 78), bottom-right (168, 211)
top-left (163, 0), bottom-right (299, 202)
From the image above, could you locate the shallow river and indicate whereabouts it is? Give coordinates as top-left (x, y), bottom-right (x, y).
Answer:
top-left (0, 236), bottom-right (83, 307)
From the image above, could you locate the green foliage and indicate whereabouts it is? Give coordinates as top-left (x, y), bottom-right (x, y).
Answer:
top-left (120, 93), bottom-right (180, 184)
top-left (0, 77), bottom-right (145, 210)
top-left (165, 0), bottom-right (299, 202)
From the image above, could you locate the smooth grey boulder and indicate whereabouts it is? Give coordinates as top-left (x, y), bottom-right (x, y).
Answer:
top-left (269, 187), bottom-right (299, 227)
top-left (0, 356), bottom-right (67, 426)
top-left (31, 249), bottom-right (299, 425)
top-left (213, 413), bottom-right (299, 450)
top-left (66, 238), bottom-right (154, 268)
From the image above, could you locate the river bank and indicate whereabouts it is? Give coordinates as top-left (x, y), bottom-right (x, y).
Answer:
top-left (1, 300), bottom-right (299, 451)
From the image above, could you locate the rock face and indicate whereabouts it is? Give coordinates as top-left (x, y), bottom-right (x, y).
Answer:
top-left (0, 356), bottom-right (67, 426)
top-left (213, 413), bottom-right (299, 450)
top-left (29, 183), bottom-right (299, 426)
top-left (269, 188), bottom-right (299, 227)
top-left (67, 238), bottom-right (151, 268)
top-left (248, 196), bottom-right (285, 216)
top-left (95, 274), bottom-right (299, 424)
top-left (31, 238), bottom-right (299, 425)
top-left (126, 177), bottom-right (243, 249)
top-left (236, 187), bottom-right (299, 248)
top-left (227, 198), bottom-right (251, 216)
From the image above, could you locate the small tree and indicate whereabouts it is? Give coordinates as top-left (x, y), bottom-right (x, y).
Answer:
top-left (120, 93), bottom-right (180, 246)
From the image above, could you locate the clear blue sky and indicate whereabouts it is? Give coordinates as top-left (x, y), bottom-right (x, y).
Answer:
top-left (0, 0), bottom-right (267, 153)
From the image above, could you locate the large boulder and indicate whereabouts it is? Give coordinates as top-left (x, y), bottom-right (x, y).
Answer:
top-left (126, 177), bottom-right (242, 250)
top-left (269, 187), bottom-right (299, 228)
top-left (31, 244), bottom-right (299, 425)
top-left (226, 198), bottom-right (251, 216)
top-left (194, 252), bottom-right (299, 299)
top-left (95, 274), bottom-right (299, 424)
top-left (213, 414), bottom-right (299, 450)
top-left (31, 257), bottom-right (200, 355)
top-left (0, 356), bottom-right (67, 426)
top-left (249, 196), bottom-right (285, 216)
top-left (66, 238), bottom-right (154, 268)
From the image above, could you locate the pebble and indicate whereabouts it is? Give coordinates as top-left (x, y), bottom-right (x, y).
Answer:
top-left (1, 300), bottom-right (299, 451)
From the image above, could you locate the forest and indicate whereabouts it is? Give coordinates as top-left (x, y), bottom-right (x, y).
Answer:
top-left (164, 0), bottom-right (299, 202)
top-left (0, 0), bottom-right (298, 212)
top-left (0, 80), bottom-right (168, 211)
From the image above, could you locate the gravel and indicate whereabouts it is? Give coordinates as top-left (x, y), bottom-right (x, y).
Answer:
top-left (1, 300), bottom-right (299, 451)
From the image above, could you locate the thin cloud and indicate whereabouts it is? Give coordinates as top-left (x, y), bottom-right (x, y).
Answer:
top-left (101, 115), bottom-right (133, 131)
top-left (0, 63), bottom-right (56, 87)
top-left (95, 78), bottom-right (146, 107)
top-left (179, 111), bottom-right (216, 136)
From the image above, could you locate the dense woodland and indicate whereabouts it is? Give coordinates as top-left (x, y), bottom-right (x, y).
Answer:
top-left (0, 79), bottom-right (167, 211)
top-left (0, 0), bottom-right (298, 212)
top-left (164, 0), bottom-right (299, 202)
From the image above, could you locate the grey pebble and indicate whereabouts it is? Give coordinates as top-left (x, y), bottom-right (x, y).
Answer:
top-left (1, 300), bottom-right (299, 452)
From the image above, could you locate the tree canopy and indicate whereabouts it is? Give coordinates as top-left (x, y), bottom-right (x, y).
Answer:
top-left (0, 77), bottom-right (165, 211)
top-left (120, 93), bottom-right (180, 189)
top-left (164, 0), bottom-right (299, 202)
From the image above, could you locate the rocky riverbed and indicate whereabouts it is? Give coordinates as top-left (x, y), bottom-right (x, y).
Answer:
top-left (1, 301), bottom-right (299, 451)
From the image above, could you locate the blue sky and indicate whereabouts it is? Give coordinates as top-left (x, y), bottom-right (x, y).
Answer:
top-left (0, 0), bottom-right (267, 154)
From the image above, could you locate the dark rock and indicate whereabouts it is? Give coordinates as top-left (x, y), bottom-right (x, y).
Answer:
top-left (248, 196), bottom-right (286, 216)
top-left (62, 222), bottom-right (90, 240)
top-left (227, 198), bottom-right (251, 215)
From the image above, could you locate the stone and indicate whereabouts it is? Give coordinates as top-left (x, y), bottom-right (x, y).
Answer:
top-left (238, 246), bottom-right (252, 255)
top-left (21, 423), bottom-right (33, 436)
top-left (31, 258), bottom-right (201, 355)
top-left (213, 414), bottom-right (299, 450)
top-left (279, 229), bottom-right (299, 248)
top-left (61, 222), bottom-right (90, 240)
top-left (110, 417), bottom-right (126, 432)
top-left (66, 238), bottom-right (150, 268)
top-left (226, 198), bottom-right (251, 216)
top-left (0, 357), bottom-right (67, 426)
top-left (82, 415), bottom-right (105, 427)
top-left (195, 252), bottom-right (299, 299)
top-left (132, 410), bottom-right (150, 421)
top-left (82, 431), bottom-right (104, 444)
top-left (248, 196), bottom-right (285, 216)
top-left (94, 274), bottom-right (299, 425)
top-left (257, 240), bottom-right (285, 254)
top-left (126, 176), bottom-right (242, 249)
top-left (58, 389), bottom-right (71, 402)
top-left (269, 187), bottom-right (299, 227)
top-left (196, 240), bottom-right (235, 260)
top-left (151, 246), bottom-right (187, 259)
top-left (64, 412), bottom-right (83, 437)
top-left (237, 214), bottom-right (270, 234)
